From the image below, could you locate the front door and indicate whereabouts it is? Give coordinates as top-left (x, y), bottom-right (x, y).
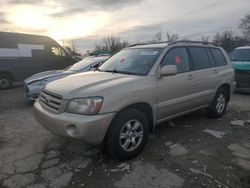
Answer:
top-left (48, 46), bottom-right (73, 70)
top-left (157, 47), bottom-right (194, 120)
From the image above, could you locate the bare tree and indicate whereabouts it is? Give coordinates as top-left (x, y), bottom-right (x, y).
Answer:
top-left (200, 36), bottom-right (210, 42)
top-left (95, 35), bottom-right (129, 52)
top-left (211, 30), bottom-right (248, 52)
top-left (212, 33), bottom-right (221, 46)
top-left (154, 31), bottom-right (163, 42)
top-left (62, 39), bottom-right (79, 55)
top-left (152, 31), bottom-right (179, 42)
top-left (239, 12), bottom-right (250, 39)
top-left (166, 31), bottom-right (179, 42)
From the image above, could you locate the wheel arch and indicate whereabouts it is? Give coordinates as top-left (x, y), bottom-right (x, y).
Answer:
top-left (0, 71), bottom-right (14, 89)
top-left (104, 102), bottom-right (155, 143)
top-left (218, 83), bottom-right (231, 102)
top-left (0, 71), bottom-right (14, 81)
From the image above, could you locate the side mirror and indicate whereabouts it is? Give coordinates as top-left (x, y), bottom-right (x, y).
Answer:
top-left (160, 65), bottom-right (177, 77)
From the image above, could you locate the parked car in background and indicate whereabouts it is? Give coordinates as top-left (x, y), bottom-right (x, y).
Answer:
top-left (0, 32), bottom-right (77, 89)
top-left (230, 46), bottom-right (250, 92)
top-left (34, 41), bottom-right (235, 160)
top-left (24, 56), bottom-right (109, 102)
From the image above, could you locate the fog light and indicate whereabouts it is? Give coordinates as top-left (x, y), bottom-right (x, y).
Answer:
top-left (66, 124), bottom-right (78, 137)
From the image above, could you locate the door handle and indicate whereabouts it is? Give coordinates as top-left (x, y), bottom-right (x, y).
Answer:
top-left (187, 74), bottom-right (193, 80)
top-left (213, 69), bottom-right (218, 74)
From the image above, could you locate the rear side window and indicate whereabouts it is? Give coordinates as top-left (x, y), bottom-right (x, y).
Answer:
top-left (206, 48), bottom-right (215, 66)
top-left (211, 48), bottom-right (227, 66)
top-left (162, 47), bottom-right (190, 73)
top-left (189, 47), bottom-right (210, 70)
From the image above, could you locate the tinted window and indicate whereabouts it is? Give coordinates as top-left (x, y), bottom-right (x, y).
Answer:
top-left (230, 49), bottom-right (250, 61)
top-left (206, 48), bottom-right (215, 66)
top-left (189, 47), bottom-right (210, 70)
top-left (162, 47), bottom-right (190, 73)
top-left (211, 48), bottom-right (227, 66)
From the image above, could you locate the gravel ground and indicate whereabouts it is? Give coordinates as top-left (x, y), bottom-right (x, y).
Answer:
top-left (0, 86), bottom-right (250, 188)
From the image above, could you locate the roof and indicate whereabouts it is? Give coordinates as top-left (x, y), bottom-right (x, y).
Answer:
top-left (0, 31), bottom-right (57, 46)
top-left (129, 41), bottom-right (217, 49)
top-left (0, 31), bottom-right (51, 40)
top-left (235, 46), bottom-right (250, 50)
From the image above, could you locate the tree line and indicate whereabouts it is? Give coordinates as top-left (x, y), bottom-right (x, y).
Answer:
top-left (95, 12), bottom-right (250, 53)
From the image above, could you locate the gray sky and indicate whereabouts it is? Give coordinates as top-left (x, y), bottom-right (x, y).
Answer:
top-left (0, 0), bottom-right (249, 53)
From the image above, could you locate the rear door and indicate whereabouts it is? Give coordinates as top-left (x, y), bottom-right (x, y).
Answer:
top-left (187, 47), bottom-right (217, 107)
top-left (210, 48), bottom-right (228, 76)
top-left (157, 47), bottom-right (194, 120)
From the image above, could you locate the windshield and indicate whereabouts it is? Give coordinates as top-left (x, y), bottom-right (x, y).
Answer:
top-left (66, 57), bottom-right (108, 71)
top-left (230, 49), bottom-right (250, 61)
top-left (98, 48), bottom-right (163, 75)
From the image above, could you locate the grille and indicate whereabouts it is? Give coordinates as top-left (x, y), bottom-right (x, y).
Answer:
top-left (39, 89), bottom-right (62, 112)
top-left (235, 70), bottom-right (250, 89)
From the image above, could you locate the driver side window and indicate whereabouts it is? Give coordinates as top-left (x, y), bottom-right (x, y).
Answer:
top-left (51, 47), bottom-right (66, 57)
top-left (162, 47), bottom-right (190, 73)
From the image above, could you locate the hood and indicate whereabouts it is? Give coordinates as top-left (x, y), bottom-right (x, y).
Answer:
top-left (231, 61), bottom-right (250, 71)
top-left (45, 71), bottom-right (141, 99)
top-left (25, 70), bottom-right (69, 84)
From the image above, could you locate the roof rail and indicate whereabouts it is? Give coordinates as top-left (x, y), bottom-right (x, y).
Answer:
top-left (129, 41), bottom-right (168, 47)
top-left (129, 40), bottom-right (216, 48)
top-left (168, 40), bottom-right (215, 46)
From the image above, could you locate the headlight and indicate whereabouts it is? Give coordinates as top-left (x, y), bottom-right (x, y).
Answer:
top-left (66, 97), bottom-right (103, 115)
top-left (33, 79), bottom-right (49, 86)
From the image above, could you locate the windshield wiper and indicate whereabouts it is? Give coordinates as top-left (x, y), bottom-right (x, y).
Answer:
top-left (102, 69), bottom-right (119, 73)
top-left (102, 69), bottom-right (137, 75)
top-left (94, 67), bottom-right (103, 72)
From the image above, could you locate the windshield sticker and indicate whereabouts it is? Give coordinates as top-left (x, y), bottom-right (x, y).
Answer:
top-left (120, 58), bottom-right (125, 63)
top-left (140, 51), bottom-right (158, 56)
top-left (175, 56), bottom-right (181, 64)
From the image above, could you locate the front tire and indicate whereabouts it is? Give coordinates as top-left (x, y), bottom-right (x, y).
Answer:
top-left (207, 88), bottom-right (228, 118)
top-left (106, 109), bottom-right (149, 160)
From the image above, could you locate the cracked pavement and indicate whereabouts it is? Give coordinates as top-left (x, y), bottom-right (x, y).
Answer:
top-left (0, 86), bottom-right (250, 188)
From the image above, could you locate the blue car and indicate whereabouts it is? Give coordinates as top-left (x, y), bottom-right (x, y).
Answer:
top-left (24, 56), bottom-right (109, 102)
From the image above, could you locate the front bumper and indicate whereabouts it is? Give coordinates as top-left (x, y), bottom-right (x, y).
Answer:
top-left (235, 70), bottom-right (250, 90)
top-left (24, 83), bottom-right (42, 102)
top-left (33, 100), bottom-right (115, 145)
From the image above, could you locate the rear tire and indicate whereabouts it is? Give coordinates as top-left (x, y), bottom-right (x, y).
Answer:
top-left (0, 73), bottom-right (13, 90)
top-left (106, 108), bottom-right (149, 160)
top-left (207, 88), bottom-right (228, 118)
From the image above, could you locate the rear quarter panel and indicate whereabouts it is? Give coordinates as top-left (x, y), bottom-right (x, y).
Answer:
top-left (214, 48), bottom-right (235, 95)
